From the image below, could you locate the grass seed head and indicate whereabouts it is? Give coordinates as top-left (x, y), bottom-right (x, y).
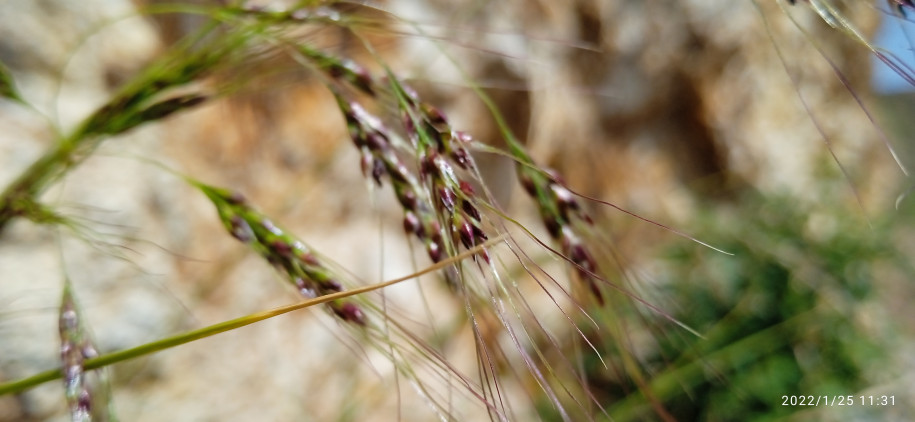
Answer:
top-left (59, 284), bottom-right (107, 422)
top-left (331, 301), bottom-right (367, 326)
top-left (517, 163), bottom-right (604, 302)
top-left (299, 46), bottom-right (375, 95)
top-left (198, 183), bottom-right (367, 325)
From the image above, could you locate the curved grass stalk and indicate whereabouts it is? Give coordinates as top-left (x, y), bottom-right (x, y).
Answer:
top-left (125, 149), bottom-right (518, 417)
top-left (0, 238), bottom-right (501, 397)
top-left (5, 2), bottom-right (891, 420)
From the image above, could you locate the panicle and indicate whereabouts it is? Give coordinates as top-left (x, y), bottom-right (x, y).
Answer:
top-left (333, 93), bottom-right (451, 269)
top-left (518, 166), bottom-right (604, 304)
top-left (59, 282), bottom-right (109, 422)
top-left (198, 183), bottom-right (367, 325)
top-left (399, 92), bottom-right (476, 171)
top-left (420, 152), bottom-right (489, 263)
top-left (331, 73), bottom-right (494, 283)
top-left (394, 81), bottom-right (490, 263)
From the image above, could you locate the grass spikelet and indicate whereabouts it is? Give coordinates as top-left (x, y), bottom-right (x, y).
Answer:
top-left (79, 93), bottom-right (208, 138)
top-left (298, 45), bottom-right (376, 95)
top-left (194, 181), bottom-right (367, 325)
top-left (0, 239), bottom-right (503, 419)
top-left (331, 92), bottom-right (460, 279)
top-left (74, 19), bottom-right (251, 141)
top-left (517, 165), bottom-right (603, 304)
top-left (385, 77), bottom-right (492, 262)
top-left (394, 84), bottom-right (489, 254)
top-left (345, 24), bottom-right (606, 303)
top-left (3, 1), bottom-right (906, 420)
top-left (292, 35), bottom-right (494, 280)
top-left (59, 280), bottom-right (112, 422)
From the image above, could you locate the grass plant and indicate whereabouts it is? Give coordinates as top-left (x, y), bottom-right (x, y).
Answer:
top-left (0, 1), bottom-right (913, 421)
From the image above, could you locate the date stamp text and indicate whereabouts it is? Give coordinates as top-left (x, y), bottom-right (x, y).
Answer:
top-left (781, 395), bottom-right (895, 407)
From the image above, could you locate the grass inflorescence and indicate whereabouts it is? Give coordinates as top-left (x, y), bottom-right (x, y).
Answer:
top-left (58, 280), bottom-right (112, 422)
top-left (0, 1), bottom-right (912, 421)
top-left (195, 181), bottom-right (367, 325)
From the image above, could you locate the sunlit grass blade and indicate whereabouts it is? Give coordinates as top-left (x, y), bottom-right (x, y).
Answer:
top-left (0, 238), bottom-right (501, 396)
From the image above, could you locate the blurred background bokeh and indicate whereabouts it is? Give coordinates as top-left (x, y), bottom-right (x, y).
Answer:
top-left (1, 0), bottom-right (914, 420)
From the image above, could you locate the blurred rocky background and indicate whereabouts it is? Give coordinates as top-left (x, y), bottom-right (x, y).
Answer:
top-left (1, 0), bottom-right (913, 421)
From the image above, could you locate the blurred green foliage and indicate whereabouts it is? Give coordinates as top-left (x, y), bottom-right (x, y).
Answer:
top-left (583, 192), bottom-right (907, 421)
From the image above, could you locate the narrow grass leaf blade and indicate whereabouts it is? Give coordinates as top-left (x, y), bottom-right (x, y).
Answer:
top-left (0, 238), bottom-right (501, 395)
